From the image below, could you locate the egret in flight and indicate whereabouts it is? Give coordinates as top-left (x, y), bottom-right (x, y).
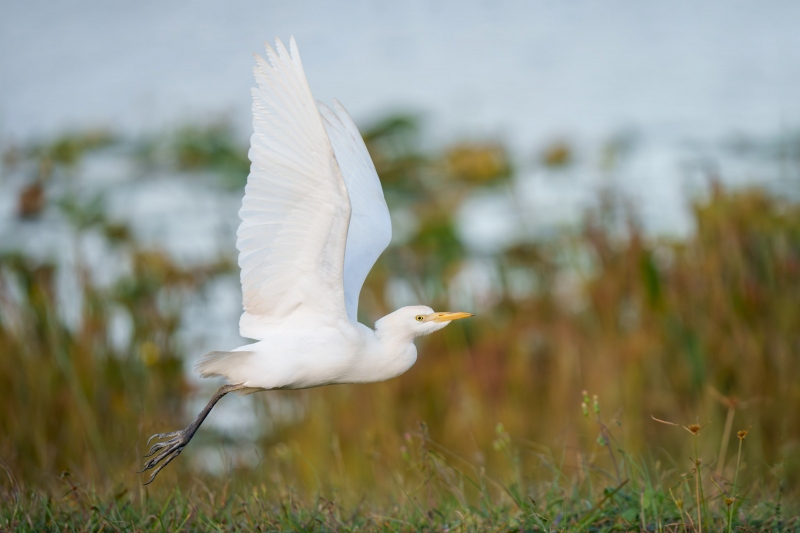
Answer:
top-left (140, 37), bottom-right (472, 483)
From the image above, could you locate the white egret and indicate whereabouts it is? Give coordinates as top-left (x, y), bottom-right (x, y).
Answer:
top-left (140, 37), bottom-right (472, 483)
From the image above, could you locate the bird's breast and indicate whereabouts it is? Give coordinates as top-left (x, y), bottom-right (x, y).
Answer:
top-left (232, 321), bottom-right (418, 389)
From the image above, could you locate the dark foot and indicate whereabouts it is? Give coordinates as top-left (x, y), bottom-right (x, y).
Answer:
top-left (139, 426), bottom-right (195, 484)
top-left (138, 383), bottom-right (244, 485)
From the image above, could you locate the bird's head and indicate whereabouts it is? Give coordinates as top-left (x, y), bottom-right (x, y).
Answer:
top-left (375, 305), bottom-right (473, 341)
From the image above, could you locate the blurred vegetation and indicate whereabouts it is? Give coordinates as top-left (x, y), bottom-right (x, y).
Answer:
top-left (171, 122), bottom-right (250, 189)
top-left (1, 117), bottom-right (799, 530)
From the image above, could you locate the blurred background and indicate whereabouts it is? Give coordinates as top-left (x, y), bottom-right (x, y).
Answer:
top-left (1, 0), bottom-right (799, 501)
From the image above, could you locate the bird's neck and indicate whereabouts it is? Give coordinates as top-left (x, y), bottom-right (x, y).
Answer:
top-left (374, 320), bottom-right (414, 351)
top-left (373, 323), bottom-right (418, 377)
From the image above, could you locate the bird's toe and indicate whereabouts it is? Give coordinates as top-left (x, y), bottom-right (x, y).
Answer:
top-left (146, 430), bottom-right (182, 446)
top-left (143, 448), bottom-right (183, 485)
top-left (139, 431), bottom-right (188, 477)
top-left (145, 437), bottom-right (178, 457)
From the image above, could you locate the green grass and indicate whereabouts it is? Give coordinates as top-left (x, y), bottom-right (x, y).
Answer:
top-left (2, 422), bottom-right (795, 532)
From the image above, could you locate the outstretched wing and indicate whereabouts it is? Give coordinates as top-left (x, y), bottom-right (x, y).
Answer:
top-left (238, 37), bottom-right (351, 339)
top-left (318, 100), bottom-right (392, 322)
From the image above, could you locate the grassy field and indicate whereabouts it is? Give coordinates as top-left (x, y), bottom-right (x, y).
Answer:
top-left (1, 119), bottom-right (799, 531)
top-left (1, 414), bottom-right (793, 531)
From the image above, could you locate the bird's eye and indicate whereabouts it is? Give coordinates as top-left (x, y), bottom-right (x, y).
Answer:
top-left (415, 315), bottom-right (424, 322)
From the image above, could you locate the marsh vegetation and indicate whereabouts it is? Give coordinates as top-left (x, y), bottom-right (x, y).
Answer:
top-left (1, 118), bottom-right (798, 531)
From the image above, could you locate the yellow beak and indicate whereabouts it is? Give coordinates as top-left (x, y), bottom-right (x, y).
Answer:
top-left (428, 311), bottom-right (474, 323)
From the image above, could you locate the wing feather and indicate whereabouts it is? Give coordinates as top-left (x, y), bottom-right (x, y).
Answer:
top-left (238, 37), bottom-right (351, 338)
top-left (318, 100), bottom-right (392, 322)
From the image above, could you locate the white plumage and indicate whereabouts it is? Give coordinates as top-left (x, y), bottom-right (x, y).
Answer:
top-left (320, 99), bottom-right (393, 323)
top-left (141, 37), bottom-right (471, 483)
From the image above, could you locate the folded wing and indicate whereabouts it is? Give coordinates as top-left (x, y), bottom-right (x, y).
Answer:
top-left (319, 100), bottom-right (392, 322)
top-left (238, 38), bottom-right (351, 338)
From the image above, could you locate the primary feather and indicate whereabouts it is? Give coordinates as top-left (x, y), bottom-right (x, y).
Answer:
top-left (319, 100), bottom-right (392, 322)
top-left (238, 37), bottom-right (352, 339)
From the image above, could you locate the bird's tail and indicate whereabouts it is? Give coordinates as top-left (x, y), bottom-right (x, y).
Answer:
top-left (194, 350), bottom-right (255, 382)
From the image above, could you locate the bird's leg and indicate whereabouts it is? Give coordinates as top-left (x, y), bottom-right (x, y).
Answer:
top-left (140, 383), bottom-right (245, 484)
